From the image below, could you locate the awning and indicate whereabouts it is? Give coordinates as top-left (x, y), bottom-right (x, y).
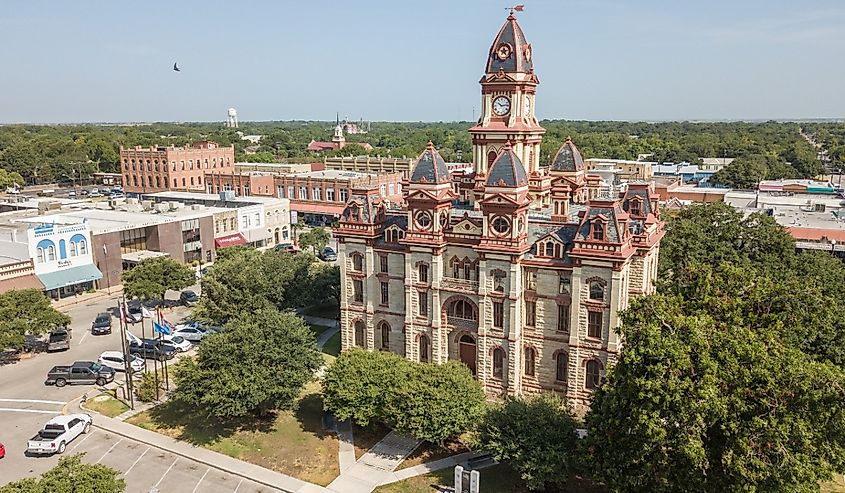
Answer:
top-left (37, 264), bottom-right (103, 291)
top-left (292, 202), bottom-right (345, 215)
top-left (215, 233), bottom-right (247, 248)
top-left (242, 228), bottom-right (273, 243)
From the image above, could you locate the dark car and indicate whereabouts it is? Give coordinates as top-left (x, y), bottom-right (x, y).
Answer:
top-left (45, 361), bottom-right (115, 387)
top-left (179, 290), bottom-right (199, 306)
top-left (91, 313), bottom-right (112, 335)
top-left (126, 301), bottom-right (143, 324)
top-left (319, 246), bottom-right (337, 262)
top-left (128, 339), bottom-right (176, 361)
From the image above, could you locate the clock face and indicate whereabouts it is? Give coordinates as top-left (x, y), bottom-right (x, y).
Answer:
top-left (491, 216), bottom-right (510, 235)
top-left (492, 96), bottom-right (510, 116)
top-left (523, 96), bottom-right (531, 116)
top-left (415, 211), bottom-right (432, 229)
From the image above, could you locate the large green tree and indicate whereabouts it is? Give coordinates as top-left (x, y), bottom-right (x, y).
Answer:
top-left (385, 361), bottom-right (485, 445)
top-left (0, 289), bottom-right (70, 350)
top-left (298, 227), bottom-right (332, 255)
top-left (584, 293), bottom-right (845, 493)
top-left (121, 256), bottom-right (194, 301)
top-left (0, 454), bottom-right (125, 493)
top-left (173, 308), bottom-right (321, 419)
top-left (322, 348), bottom-right (411, 427)
top-left (474, 393), bottom-right (580, 491)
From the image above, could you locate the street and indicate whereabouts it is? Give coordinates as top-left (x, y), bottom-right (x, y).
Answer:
top-left (0, 287), bottom-right (221, 491)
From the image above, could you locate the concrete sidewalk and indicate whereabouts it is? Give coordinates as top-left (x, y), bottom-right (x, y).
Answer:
top-left (327, 431), bottom-right (421, 493)
top-left (70, 399), bottom-right (330, 493)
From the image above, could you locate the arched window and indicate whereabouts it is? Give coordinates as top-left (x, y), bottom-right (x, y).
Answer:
top-left (173, 179), bottom-right (177, 188)
top-left (155, 176), bottom-right (161, 188)
top-left (524, 347), bottom-right (536, 376)
top-left (586, 360), bottom-right (602, 389)
top-left (449, 299), bottom-right (477, 320)
top-left (487, 150), bottom-right (497, 168)
top-left (555, 352), bottom-right (568, 382)
top-left (354, 320), bottom-right (365, 348)
top-left (492, 347), bottom-right (504, 378)
top-left (37, 247), bottom-right (45, 263)
top-left (589, 280), bottom-right (604, 301)
top-left (545, 242), bottom-right (554, 257)
top-left (69, 241), bottom-right (78, 257)
top-left (419, 334), bottom-right (430, 363)
top-left (78, 239), bottom-right (88, 255)
top-left (47, 245), bottom-right (56, 261)
top-left (352, 254), bottom-right (363, 271)
top-left (378, 321), bottom-right (390, 350)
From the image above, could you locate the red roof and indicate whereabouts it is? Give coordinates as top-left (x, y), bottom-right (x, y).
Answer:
top-left (786, 227), bottom-right (845, 242)
top-left (307, 141), bottom-right (338, 152)
top-left (291, 201), bottom-right (345, 215)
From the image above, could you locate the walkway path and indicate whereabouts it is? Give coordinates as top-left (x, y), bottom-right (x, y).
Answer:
top-left (336, 420), bottom-right (356, 473)
top-left (302, 315), bottom-right (340, 351)
top-left (327, 431), bottom-right (422, 493)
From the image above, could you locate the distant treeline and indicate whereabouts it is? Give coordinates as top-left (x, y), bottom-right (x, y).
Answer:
top-left (0, 120), bottom-right (838, 188)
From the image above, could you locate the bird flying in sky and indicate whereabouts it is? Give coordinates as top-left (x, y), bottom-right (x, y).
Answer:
top-left (173, 62), bottom-right (180, 72)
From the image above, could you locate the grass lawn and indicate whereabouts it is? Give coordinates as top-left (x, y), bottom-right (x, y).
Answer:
top-left (126, 381), bottom-right (339, 486)
top-left (396, 440), bottom-right (468, 471)
top-left (322, 331), bottom-right (341, 357)
top-left (309, 324), bottom-right (331, 339)
top-left (84, 391), bottom-right (129, 418)
top-left (823, 475), bottom-right (845, 492)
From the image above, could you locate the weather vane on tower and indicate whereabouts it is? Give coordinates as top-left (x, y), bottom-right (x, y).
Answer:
top-left (506, 4), bottom-right (525, 15)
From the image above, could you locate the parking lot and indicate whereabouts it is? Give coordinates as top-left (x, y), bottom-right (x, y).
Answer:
top-left (65, 428), bottom-right (283, 493)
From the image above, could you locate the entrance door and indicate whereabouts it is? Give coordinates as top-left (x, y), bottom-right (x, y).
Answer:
top-left (459, 335), bottom-right (477, 376)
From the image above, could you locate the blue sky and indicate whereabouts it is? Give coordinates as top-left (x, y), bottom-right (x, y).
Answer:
top-left (1, 0), bottom-right (843, 123)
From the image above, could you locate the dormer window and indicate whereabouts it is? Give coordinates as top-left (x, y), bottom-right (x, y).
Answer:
top-left (544, 242), bottom-right (554, 257)
top-left (592, 220), bottom-right (605, 241)
top-left (629, 197), bottom-right (642, 216)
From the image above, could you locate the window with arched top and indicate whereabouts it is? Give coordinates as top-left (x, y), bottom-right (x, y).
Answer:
top-left (351, 254), bottom-right (363, 272)
top-left (69, 241), bottom-right (78, 257)
top-left (378, 321), bottom-right (390, 350)
top-left (78, 239), bottom-right (88, 255)
top-left (354, 320), bottom-right (366, 348)
top-left (492, 347), bottom-right (504, 378)
top-left (419, 334), bottom-right (430, 363)
top-left (37, 247), bottom-right (45, 263)
top-left (47, 245), bottom-right (56, 261)
top-left (544, 242), bottom-right (554, 257)
top-left (555, 352), bottom-right (568, 382)
top-left (449, 299), bottom-right (477, 321)
top-left (524, 346), bottom-right (536, 376)
top-left (592, 220), bottom-right (605, 241)
top-left (586, 360), bottom-right (602, 389)
top-left (487, 150), bottom-right (497, 168)
top-left (589, 280), bottom-right (604, 301)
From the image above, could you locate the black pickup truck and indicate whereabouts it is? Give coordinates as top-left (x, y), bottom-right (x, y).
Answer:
top-left (45, 361), bottom-right (115, 387)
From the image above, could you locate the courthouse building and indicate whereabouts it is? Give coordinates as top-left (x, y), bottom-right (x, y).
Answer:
top-left (334, 12), bottom-right (664, 409)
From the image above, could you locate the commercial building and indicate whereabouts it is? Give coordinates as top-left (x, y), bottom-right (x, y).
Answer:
top-left (334, 13), bottom-right (664, 410)
top-left (120, 141), bottom-right (235, 195)
top-left (324, 156), bottom-right (415, 179)
top-left (584, 158), bottom-right (654, 182)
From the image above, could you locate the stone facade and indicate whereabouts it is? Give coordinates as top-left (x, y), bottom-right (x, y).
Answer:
top-left (333, 13), bottom-right (665, 411)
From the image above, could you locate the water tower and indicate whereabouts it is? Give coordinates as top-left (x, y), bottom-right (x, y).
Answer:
top-left (226, 108), bottom-right (238, 128)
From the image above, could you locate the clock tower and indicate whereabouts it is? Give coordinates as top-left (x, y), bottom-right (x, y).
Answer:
top-left (469, 10), bottom-right (545, 176)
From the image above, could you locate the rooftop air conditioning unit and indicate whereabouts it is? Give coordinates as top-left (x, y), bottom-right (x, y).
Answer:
top-left (141, 200), bottom-right (154, 210)
top-left (156, 203), bottom-right (169, 213)
top-left (191, 204), bottom-right (202, 211)
top-left (169, 201), bottom-right (183, 210)
top-left (126, 198), bottom-right (139, 206)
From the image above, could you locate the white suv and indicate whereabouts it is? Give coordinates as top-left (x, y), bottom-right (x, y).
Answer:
top-left (97, 351), bottom-right (144, 373)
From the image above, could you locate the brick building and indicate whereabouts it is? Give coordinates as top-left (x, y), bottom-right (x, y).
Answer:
top-left (120, 141), bottom-right (235, 195)
top-left (333, 12), bottom-right (665, 410)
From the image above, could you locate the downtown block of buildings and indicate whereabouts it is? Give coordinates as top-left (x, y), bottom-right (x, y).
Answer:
top-left (332, 12), bottom-right (664, 409)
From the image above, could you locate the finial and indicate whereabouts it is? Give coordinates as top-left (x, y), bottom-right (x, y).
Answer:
top-left (565, 135), bottom-right (572, 143)
top-left (426, 140), bottom-right (435, 150)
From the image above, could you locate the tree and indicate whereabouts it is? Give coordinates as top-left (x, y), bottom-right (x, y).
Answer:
top-left (308, 263), bottom-right (340, 307)
top-left (173, 308), bottom-right (321, 419)
top-left (0, 167), bottom-right (24, 189)
top-left (385, 362), bottom-right (485, 444)
top-left (584, 293), bottom-right (845, 493)
top-left (0, 289), bottom-right (70, 350)
top-left (298, 227), bottom-right (331, 255)
top-left (475, 393), bottom-right (580, 491)
top-left (0, 454), bottom-right (125, 493)
top-left (121, 256), bottom-right (194, 301)
top-left (322, 348), bottom-right (411, 427)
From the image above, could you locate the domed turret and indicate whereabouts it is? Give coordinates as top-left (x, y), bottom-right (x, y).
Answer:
top-left (486, 142), bottom-right (528, 187)
top-left (486, 12), bottom-right (534, 74)
top-left (410, 141), bottom-right (450, 184)
top-left (550, 137), bottom-right (584, 172)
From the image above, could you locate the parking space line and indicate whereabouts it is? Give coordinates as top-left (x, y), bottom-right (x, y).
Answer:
top-left (78, 331), bottom-right (89, 346)
top-left (96, 437), bottom-right (123, 464)
top-left (0, 407), bottom-right (60, 414)
top-left (192, 468), bottom-right (210, 493)
top-left (234, 479), bottom-right (243, 493)
top-left (123, 446), bottom-right (149, 476)
top-left (0, 398), bottom-right (65, 405)
top-left (154, 457), bottom-right (179, 488)
top-left (68, 431), bottom-right (95, 453)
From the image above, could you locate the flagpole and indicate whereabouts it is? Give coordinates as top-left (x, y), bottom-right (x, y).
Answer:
top-left (118, 298), bottom-right (134, 410)
top-left (160, 308), bottom-right (170, 391)
top-left (150, 307), bottom-right (160, 401)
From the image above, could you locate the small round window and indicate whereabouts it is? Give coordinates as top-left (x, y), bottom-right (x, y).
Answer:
top-left (416, 211), bottom-right (432, 229)
top-left (492, 216), bottom-right (510, 235)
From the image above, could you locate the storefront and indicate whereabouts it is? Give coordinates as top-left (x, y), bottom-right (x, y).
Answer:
top-left (214, 233), bottom-right (247, 249)
top-left (28, 223), bottom-right (103, 299)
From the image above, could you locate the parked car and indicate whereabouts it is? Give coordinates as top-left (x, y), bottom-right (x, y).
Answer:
top-left (179, 290), bottom-right (199, 306)
top-left (47, 328), bottom-right (72, 352)
top-left (67, 190), bottom-right (76, 197)
top-left (91, 312), bottom-right (112, 335)
top-left (171, 324), bottom-right (210, 343)
top-left (45, 361), bottom-right (115, 387)
top-left (79, 190), bottom-right (89, 196)
top-left (128, 339), bottom-right (176, 361)
top-left (97, 351), bottom-right (144, 373)
top-left (112, 185), bottom-right (123, 192)
top-left (0, 440), bottom-right (5, 459)
top-left (126, 301), bottom-right (143, 324)
top-left (274, 243), bottom-right (298, 254)
top-left (319, 246), bottom-right (337, 262)
top-left (160, 334), bottom-right (192, 352)
top-left (88, 191), bottom-right (102, 198)
top-left (26, 414), bottom-right (92, 455)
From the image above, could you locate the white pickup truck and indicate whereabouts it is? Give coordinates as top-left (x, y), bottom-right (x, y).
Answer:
top-left (26, 413), bottom-right (92, 455)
